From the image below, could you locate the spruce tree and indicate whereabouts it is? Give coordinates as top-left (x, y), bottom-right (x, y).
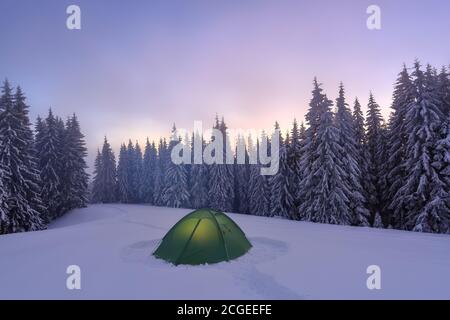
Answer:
top-left (153, 138), bottom-right (167, 206)
top-left (126, 140), bottom-right (138, 203)
top-left (163, 125), bottom-right (191, 208)
top-left (61, 114), bottom-right (89, 212)
top-left (208, 117), bottom-right (235, 212)
top-left (299, 87), bottom-right (352, 225)
top-left (391, 62), bottom-right (449, 233)
top-left (0, 165), bottom-right (8, 234)
top-left (91, 150), bottom-right (103, 203)
top-left (141, 139), bottom-right (157, 204)
top-left (365, 93), bottom-right (385, 224)
top-left (373, 213), bottom-right (384, 228)
top-left (134, 142), bottom-right (144, 202)
top-left (287, 119), bottom-right (302, 217)
top-left (248, 138), bottom-right (270, 216)
top-left (35, 109), bottom-right (62, 220)
top-left (234, 134), bottom-right (250, 214)
top-left (116, 143), bottom-right (130, 203)
top-left (298, 79), bottom-right (335, 221)
top-left (0, 81), bottom-right (45, 233)
top-left (190, 132), bottom-right (209, 209)
top-left (91, 137), bottom-right (117, 203)
top-left (335, 84), bottom-right (370, 226)
top-left (437, 66), bottom-right (450, 117)
top-left (269, 124), bottom-right (294, 218)
top-left (384, 66), bottom-right (416, 226)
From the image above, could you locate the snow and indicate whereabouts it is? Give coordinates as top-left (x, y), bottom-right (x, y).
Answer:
top-left (0, 204), bottom-right (449, 299)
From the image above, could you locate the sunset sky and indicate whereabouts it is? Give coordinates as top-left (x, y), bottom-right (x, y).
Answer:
top-left (0, 0), bottom-right (449, 171)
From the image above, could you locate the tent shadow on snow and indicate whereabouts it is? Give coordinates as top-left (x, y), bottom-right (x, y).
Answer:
top-left (152, 208), bottom-right (252, 266)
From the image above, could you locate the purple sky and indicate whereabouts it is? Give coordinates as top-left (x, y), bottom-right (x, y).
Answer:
top-left (0, 0), bottom-right (449, 171)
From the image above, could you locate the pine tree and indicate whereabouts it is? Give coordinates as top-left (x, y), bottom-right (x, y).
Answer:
top-left (190, 131), bottom-right (209, 209)
top-left (384, 65), bottom-right (416, 227)
top-left (234, 134), bottom-right (250, 214)
top-left (153, 138), bottom-right (167, 206)
top-left (91, 150), bottom-right (103, 203)
top-left (141, 139), bottom-right (157, 204)
top-left (208, 117), bottom-right (234, 212)
top-left (299, 87), bottom-right (352, 225)
top-left (437, 66), bottom-right (450, 117)
top-left (269, 123), bottom-right (294, 218)
top-left (298, 79), bottom-right (337, 222)
top-left (116, 143), bottom-right (130, 203)
top-left (60, 114), bottom-right (89, 212)
top-left (287, 119), bottom-right (302, 217)
top-left (335, 84), bottom-right (370, 226)
top-left (248, 138), bottom-right (270, 216)
top-left (126, 140), bottom-right (138, 203)
top-left (91, 137), bottom-right (117, 203)
top-left (0, 165), bottom-right (8, 234)
top-left (373, 212), bottom-right (384, 228)
top-left (13, 86), bottom-right (46, 221)
top-left (35, 109), bottom-right (62, 220)
top-left (134, 142), bottom-right (144, 202)
top-left (391, 62), bottom-right (449, 233)
top-left (365, 93), bottom-right (385, 224)
top-left (163, 125), bottom-right (191, 208)
top-left (0, 80), bottom-right (46, 233)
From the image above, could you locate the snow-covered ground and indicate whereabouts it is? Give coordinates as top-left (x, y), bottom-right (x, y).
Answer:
top-left (0, 204), bottom-right (449, 300)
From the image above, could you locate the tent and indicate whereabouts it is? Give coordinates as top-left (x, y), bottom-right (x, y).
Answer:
top-left (153, 208), bottom-right (252, 265)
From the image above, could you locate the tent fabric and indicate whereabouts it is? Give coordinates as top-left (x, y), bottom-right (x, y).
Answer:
top-left (153, 208), bottom-right (252, 265)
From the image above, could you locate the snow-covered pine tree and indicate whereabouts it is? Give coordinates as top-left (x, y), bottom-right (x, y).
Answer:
top-left (116, 143), bottom-right (129, 203)
top-left (299, 87), bottom-right (352, 225)
top-left (0, 80), bottom-right (46, 233)
top-left (286, 119), bottom-right (302, 218)
top-left (384, 65), bottom-right (416, 227)
top-left (163, 125), bottom-right (190, 208)
top-left (153, 138), bottom-right (167, 206)
top-left (335, 84), bottom-right (370, 226)
top-left (208, 117), bottom-right (234, 212)
top-left (234, 134), bottom-right (250, 214)
top-left (60, 114), bottom-right (89, 212)
top-left (13, 86), bottom-right (47, 220)
top-left (190, 131), bottom-right (209, 209)
top-left (373, 212), bottom-right (384, 228)
top-left (141, 139), bottom-right (157, 204)
top-left (134, 142), bottom-right (144, 202)
top-left (298, 79), bottom-right (335, 222)
top-left (437, 66), bottom-right (450, 117)
top-left (35, 109), bottom-right (63, 220)
top-left (0, 164), bottom-right (8, 234)
top-left (248, 136), bottom-right (270, 216)
top-left (391, 62), bottom-right (449, 233)
top-left (91, 137), bottom-right (117, 203)
top-left (430, 110), bottom-right (450, 234)
top-left (126, 140), bottom-right (138, 203)
top-left (91, 149), bottom-right (103, 203)
top-left (269, 123), bottom-right (294, 218)
top-left (365, 93), bottom-right (386, 224)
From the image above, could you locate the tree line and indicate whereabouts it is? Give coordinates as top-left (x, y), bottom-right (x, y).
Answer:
top-left (92, 61), bottom-right (449, 234)
top-left (0, 80), bottom-right (89, 235)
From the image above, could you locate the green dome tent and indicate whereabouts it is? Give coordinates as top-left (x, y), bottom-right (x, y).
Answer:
top-left (153, 208), bottom-right (252, 265)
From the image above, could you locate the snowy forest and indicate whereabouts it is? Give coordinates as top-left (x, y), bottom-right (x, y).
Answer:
top-left (0, 80), bottom-right (89, 234)
top-left (91, 61), bottom-right (449, 235)
top-left (0, 61), bottom-right (449, 236)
